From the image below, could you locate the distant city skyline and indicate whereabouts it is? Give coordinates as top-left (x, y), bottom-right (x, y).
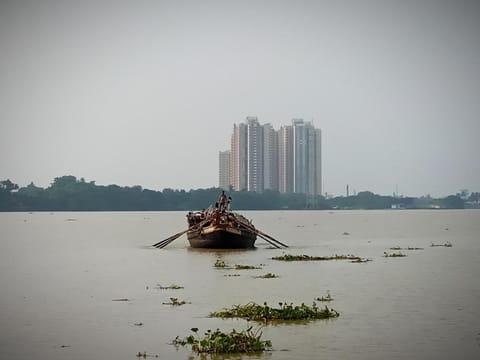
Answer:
top-left (1, 1), bottom-right (479, 197)
top-left (220, 117), bottom-right (322, 196)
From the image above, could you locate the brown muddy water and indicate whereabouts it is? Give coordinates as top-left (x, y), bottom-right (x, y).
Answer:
top-left (0, 210), bottom-right (479, 360)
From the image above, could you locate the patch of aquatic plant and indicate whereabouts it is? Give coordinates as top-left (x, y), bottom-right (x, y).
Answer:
top-left (224, 274), bottom-right (241, 277)
top-left (156, 284), bottom-right (184, 290)
top-left (235, 264), bottom-right (261, 270)
top-left (214, 259), bottom-right (261, 270)
top-left (390, 246), bottom-right (424, 250)
top-left (350, 258), bottom-right (372, 263)
top-left (431, 242), bottom-right (452, 247)
top-left (383, 252), bottom-right (407, 258)
top-left (214, 259), bottom-right (228, 268)
top-left (316, 291), bottom-right (333, 302)
top-left (172, 327), bottom-right (272, 354)
top-left (136, 351), bottom-right (159, 358)
top-left (210, 301), bottom-right (339, 322)
top-left (162, 297), bottom-right (189, 306)
top-left (272, 254), bottom-right (361, 261)
top-left (254, 273), bottom-right (278, 279)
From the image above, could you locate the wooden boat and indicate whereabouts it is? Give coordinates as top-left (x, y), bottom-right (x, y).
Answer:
top-left (152, 192), bottom-right (286, 250)
top-left (186, 208), bottom-right (257, 249)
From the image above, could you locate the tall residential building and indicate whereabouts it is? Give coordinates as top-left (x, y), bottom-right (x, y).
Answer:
top-left (292, 119), bottom-right (308, 194)
top-left (227, 116), bottom-right (321, 195)
top-left (263, 123), bottom-right (279, 191)
top-left (278, 125), bottom-right (294, 193)
top-left (230, 122), bottom-right (247, 191)
top-left (292, 119), bottom-right (322, 196)
top-left (246, 117), bottom-right (264, 192)
top-left (218, 150), bottom-right (231, 190)
top-left (315, 128), bottom-right (322, 196)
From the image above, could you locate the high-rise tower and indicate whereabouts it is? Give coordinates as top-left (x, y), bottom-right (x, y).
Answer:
top-left (278, 125), bottom-right (294, 193)
top-left (292, 119), bottom-right (322, 196)
top-left (218, 150), bottom-right (231, 190)
top-left (228, 117), bottom-right (321, 195)
top-left (246, 117), bottom-right (264, 192)
top-left (230, 123), bottom-right (247, 191)
top-left (263, 123), bottom-right (278, 191)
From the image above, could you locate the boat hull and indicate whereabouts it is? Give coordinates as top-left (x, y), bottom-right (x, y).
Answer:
top-left (187, 225), bottom-right (256, 249)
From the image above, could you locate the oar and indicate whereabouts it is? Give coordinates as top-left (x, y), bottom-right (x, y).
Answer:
top-left (153, 228), bottom-right (190, 248)
top-left (153, 217), bottom-right (211, 249)
top-left (236, 222), bottom-right (277, 248)
top-left (255, 232), bottom-right (283, 249)
top-left (154, 236), bottom-right (181, 249)
top-left (237, 223), bottom-right (283, 249)
top-left (239, 222), bottom-right (288, 248)
top-left (255, 227), bottom-right (289, 248)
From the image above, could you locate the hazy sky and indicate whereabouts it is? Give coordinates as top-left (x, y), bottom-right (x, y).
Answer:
top-left (1, 0), bottom-right (479, 197)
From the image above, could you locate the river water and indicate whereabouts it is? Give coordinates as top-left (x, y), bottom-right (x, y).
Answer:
top-left (0, 210), bottom-right (479, 360)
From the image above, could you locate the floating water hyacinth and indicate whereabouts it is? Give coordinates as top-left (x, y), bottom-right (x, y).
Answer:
top-left (316, 291), bottom-right (333, 302)
top-left (272, 254), bottom-right (361, 261)
top-left (214, 260), bottom-right (261, 270)
top-left (235, 264), bottom-right (261, 270)
top-left (214, 259), bottom-right (227, 268)
top-left (383, 252), bottom-right (407, 258)
top-left (431, 242), bottom-right (452, 247)
top-left (254, 273), bottom-right (279, 279)
top-left (390, 246), bottom-right (424, 250)
top-left (210, 301), bottom-right (339, 322)
top-left (172, 327), bottom-right (272, 354)
top-left (162, 297), bottom-right (189, 306)
top-left (156, 284), bottom-right (184, 290)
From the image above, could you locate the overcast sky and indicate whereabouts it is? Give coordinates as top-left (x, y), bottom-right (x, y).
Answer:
top-left (1, 0), bottom-right (479, 197)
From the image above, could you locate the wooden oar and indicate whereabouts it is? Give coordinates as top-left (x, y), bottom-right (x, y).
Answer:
top-left (237, 223), bottom-right (284, 249)
top-left (236, 222), bottom-right (277, 248)
top-left (153, 228), bottom-right (190, 248)
top-left (255, 228), bottom-right (289, 248)
top-left (154, 236), bottom-right (180, 249)
top-left (255, 232), bottom-right (283, 249)
top-left (153, 217), bottom-right (211, 249)
top-left (239, 222), bottom-right (288, 248)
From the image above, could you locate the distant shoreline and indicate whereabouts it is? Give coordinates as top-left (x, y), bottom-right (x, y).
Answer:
top-left (1, 176), bottom-right (477, 211)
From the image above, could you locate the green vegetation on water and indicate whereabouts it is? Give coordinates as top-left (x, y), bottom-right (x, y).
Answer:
top-left (162, 297), bottom-right (189, 306)
top-left (254, 273), bottom-right (279, 279)
top-left (316, 291), bottom-right (333, 302)
top-left (156, 284), bottom-right (184, 290)
top-left (136, 351), bottom-right (159, 358)
top-left (214, 259), bottom-right (227, 268)
top-left (235, 264), bottom-right (261, 270)
top-left (272, 254), bottom-right (361, 261)
top-left (210, 301), bottom-right (339, 322)
top-left (214, 260), bottom-right (261, 270)
top-left (390, 246), bottom-right (424, 250)
top-left (172, 327), bottom-right (272, 354)
top-left (383, 252), bottom-right (407, 258)
top-left (350, 258), bottom-right (372, 263)
top-left (431, 242), bottom-right (453, 247)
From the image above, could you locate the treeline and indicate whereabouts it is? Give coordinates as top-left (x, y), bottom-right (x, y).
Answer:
top-left (0, 176), bottom-right (476, 212)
